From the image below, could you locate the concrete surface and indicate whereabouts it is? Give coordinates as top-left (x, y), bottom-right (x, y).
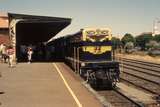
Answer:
top-left (0, 62), bottom-right (102, 107)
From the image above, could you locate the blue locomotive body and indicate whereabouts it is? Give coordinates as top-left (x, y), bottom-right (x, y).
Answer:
top-left (49, 28), bottom-right (120, 87)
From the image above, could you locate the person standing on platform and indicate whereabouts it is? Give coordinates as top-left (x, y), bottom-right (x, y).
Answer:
top-left (7, 46), bottom-right (14, 67)
top-left (2, 44), bottom-right (8, 63)
top-left (0, 44), bottom-right (3, 60)
top-left (1, 44), bottom-right (7, 63)
top-left (27, 46), bottom-right (33, 64)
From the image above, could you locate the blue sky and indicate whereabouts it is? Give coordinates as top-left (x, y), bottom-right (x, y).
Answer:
top-left (0, 0), bottom-right (160, 38)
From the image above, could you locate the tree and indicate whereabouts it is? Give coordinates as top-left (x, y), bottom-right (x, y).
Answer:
top-left (147, 40), bottom-right (160, 56)
top-left (135, 34), bottom-right (153, 50)
top-left (153, 34), bottom-right (160, 42)
top-left (121, 33), bottom-right (135, 47)
top-left (124, 42), bottom-right (134, 53)
top-left (111, 37), bottom-right (121, 49)
top-left (146, 40), bottom-right (159, 50)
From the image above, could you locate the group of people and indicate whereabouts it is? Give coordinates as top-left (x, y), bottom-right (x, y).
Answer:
top-left (0, 44), bottom-right (33, 67)
top-left (20, 43), bottom-right (48, 62)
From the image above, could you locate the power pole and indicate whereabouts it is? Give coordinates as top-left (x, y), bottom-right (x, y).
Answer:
top-left (153, 18), bottom-right (160, 36)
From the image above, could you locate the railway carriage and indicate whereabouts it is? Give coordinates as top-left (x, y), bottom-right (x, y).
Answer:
top-left (49, 28), bottom-right (120, 87)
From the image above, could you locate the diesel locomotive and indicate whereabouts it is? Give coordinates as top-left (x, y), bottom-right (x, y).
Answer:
top-left (49, 28), bottom-right (120, 87)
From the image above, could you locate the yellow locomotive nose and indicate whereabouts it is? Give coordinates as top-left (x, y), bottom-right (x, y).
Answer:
top-left (82, 46), bottom-right (112, 54)
top-left (94, 46), bottom-right (101, 53)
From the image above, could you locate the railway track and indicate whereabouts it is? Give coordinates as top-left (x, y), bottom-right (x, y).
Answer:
top-left (97, 82), bottom-right (159, 107)
top-left (120, 58), bottom-right (160, 74)
top-left (115, 56), bottom-right (160, 105)
top-left (120, 73), bottom-right (160, 95)
top-left (97, 88), bottom-right (143, 107)
top-left (83, 82), bottom-right (143, 107)
top-left (118, 57), bottom-right (160, 69)
top-left (122, 62), bottom-right (160, 77)
top-left (121, 67), bottom-right (160, 85)
top-left (116, 56), bottom-right (160, 84)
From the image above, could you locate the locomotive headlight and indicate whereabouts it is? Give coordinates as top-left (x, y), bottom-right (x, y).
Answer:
top-left (81, 62), bottom-right (85, 67)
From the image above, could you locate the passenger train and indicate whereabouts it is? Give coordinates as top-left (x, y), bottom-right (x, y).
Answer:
top-left (48, 28), bottom-right (120, 88)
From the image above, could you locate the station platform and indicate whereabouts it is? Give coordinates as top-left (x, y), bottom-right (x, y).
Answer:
top-left (0, 62), bottom-right (102, 107)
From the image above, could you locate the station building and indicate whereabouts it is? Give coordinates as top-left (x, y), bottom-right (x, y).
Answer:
top-left (0, 13), bottom-right (9, 45)
top-left (0, 12), bottom-right (71, 62)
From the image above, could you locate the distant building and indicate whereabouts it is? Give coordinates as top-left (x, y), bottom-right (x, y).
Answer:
top-left (0, 13), bottom-right (8, 28)
top-left (0, 13), bottom-right (9, 44)
top-left (0, 35), bottom-right (10, 44)
top-left (138, 32), bottom-right (152, 36)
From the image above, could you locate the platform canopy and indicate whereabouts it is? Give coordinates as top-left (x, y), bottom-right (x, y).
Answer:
top-left (8, 13), bottom-right (71, 45)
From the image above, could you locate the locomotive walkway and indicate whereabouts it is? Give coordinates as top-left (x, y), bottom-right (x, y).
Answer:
top-left (0, 62), bottom-right (102, 107)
